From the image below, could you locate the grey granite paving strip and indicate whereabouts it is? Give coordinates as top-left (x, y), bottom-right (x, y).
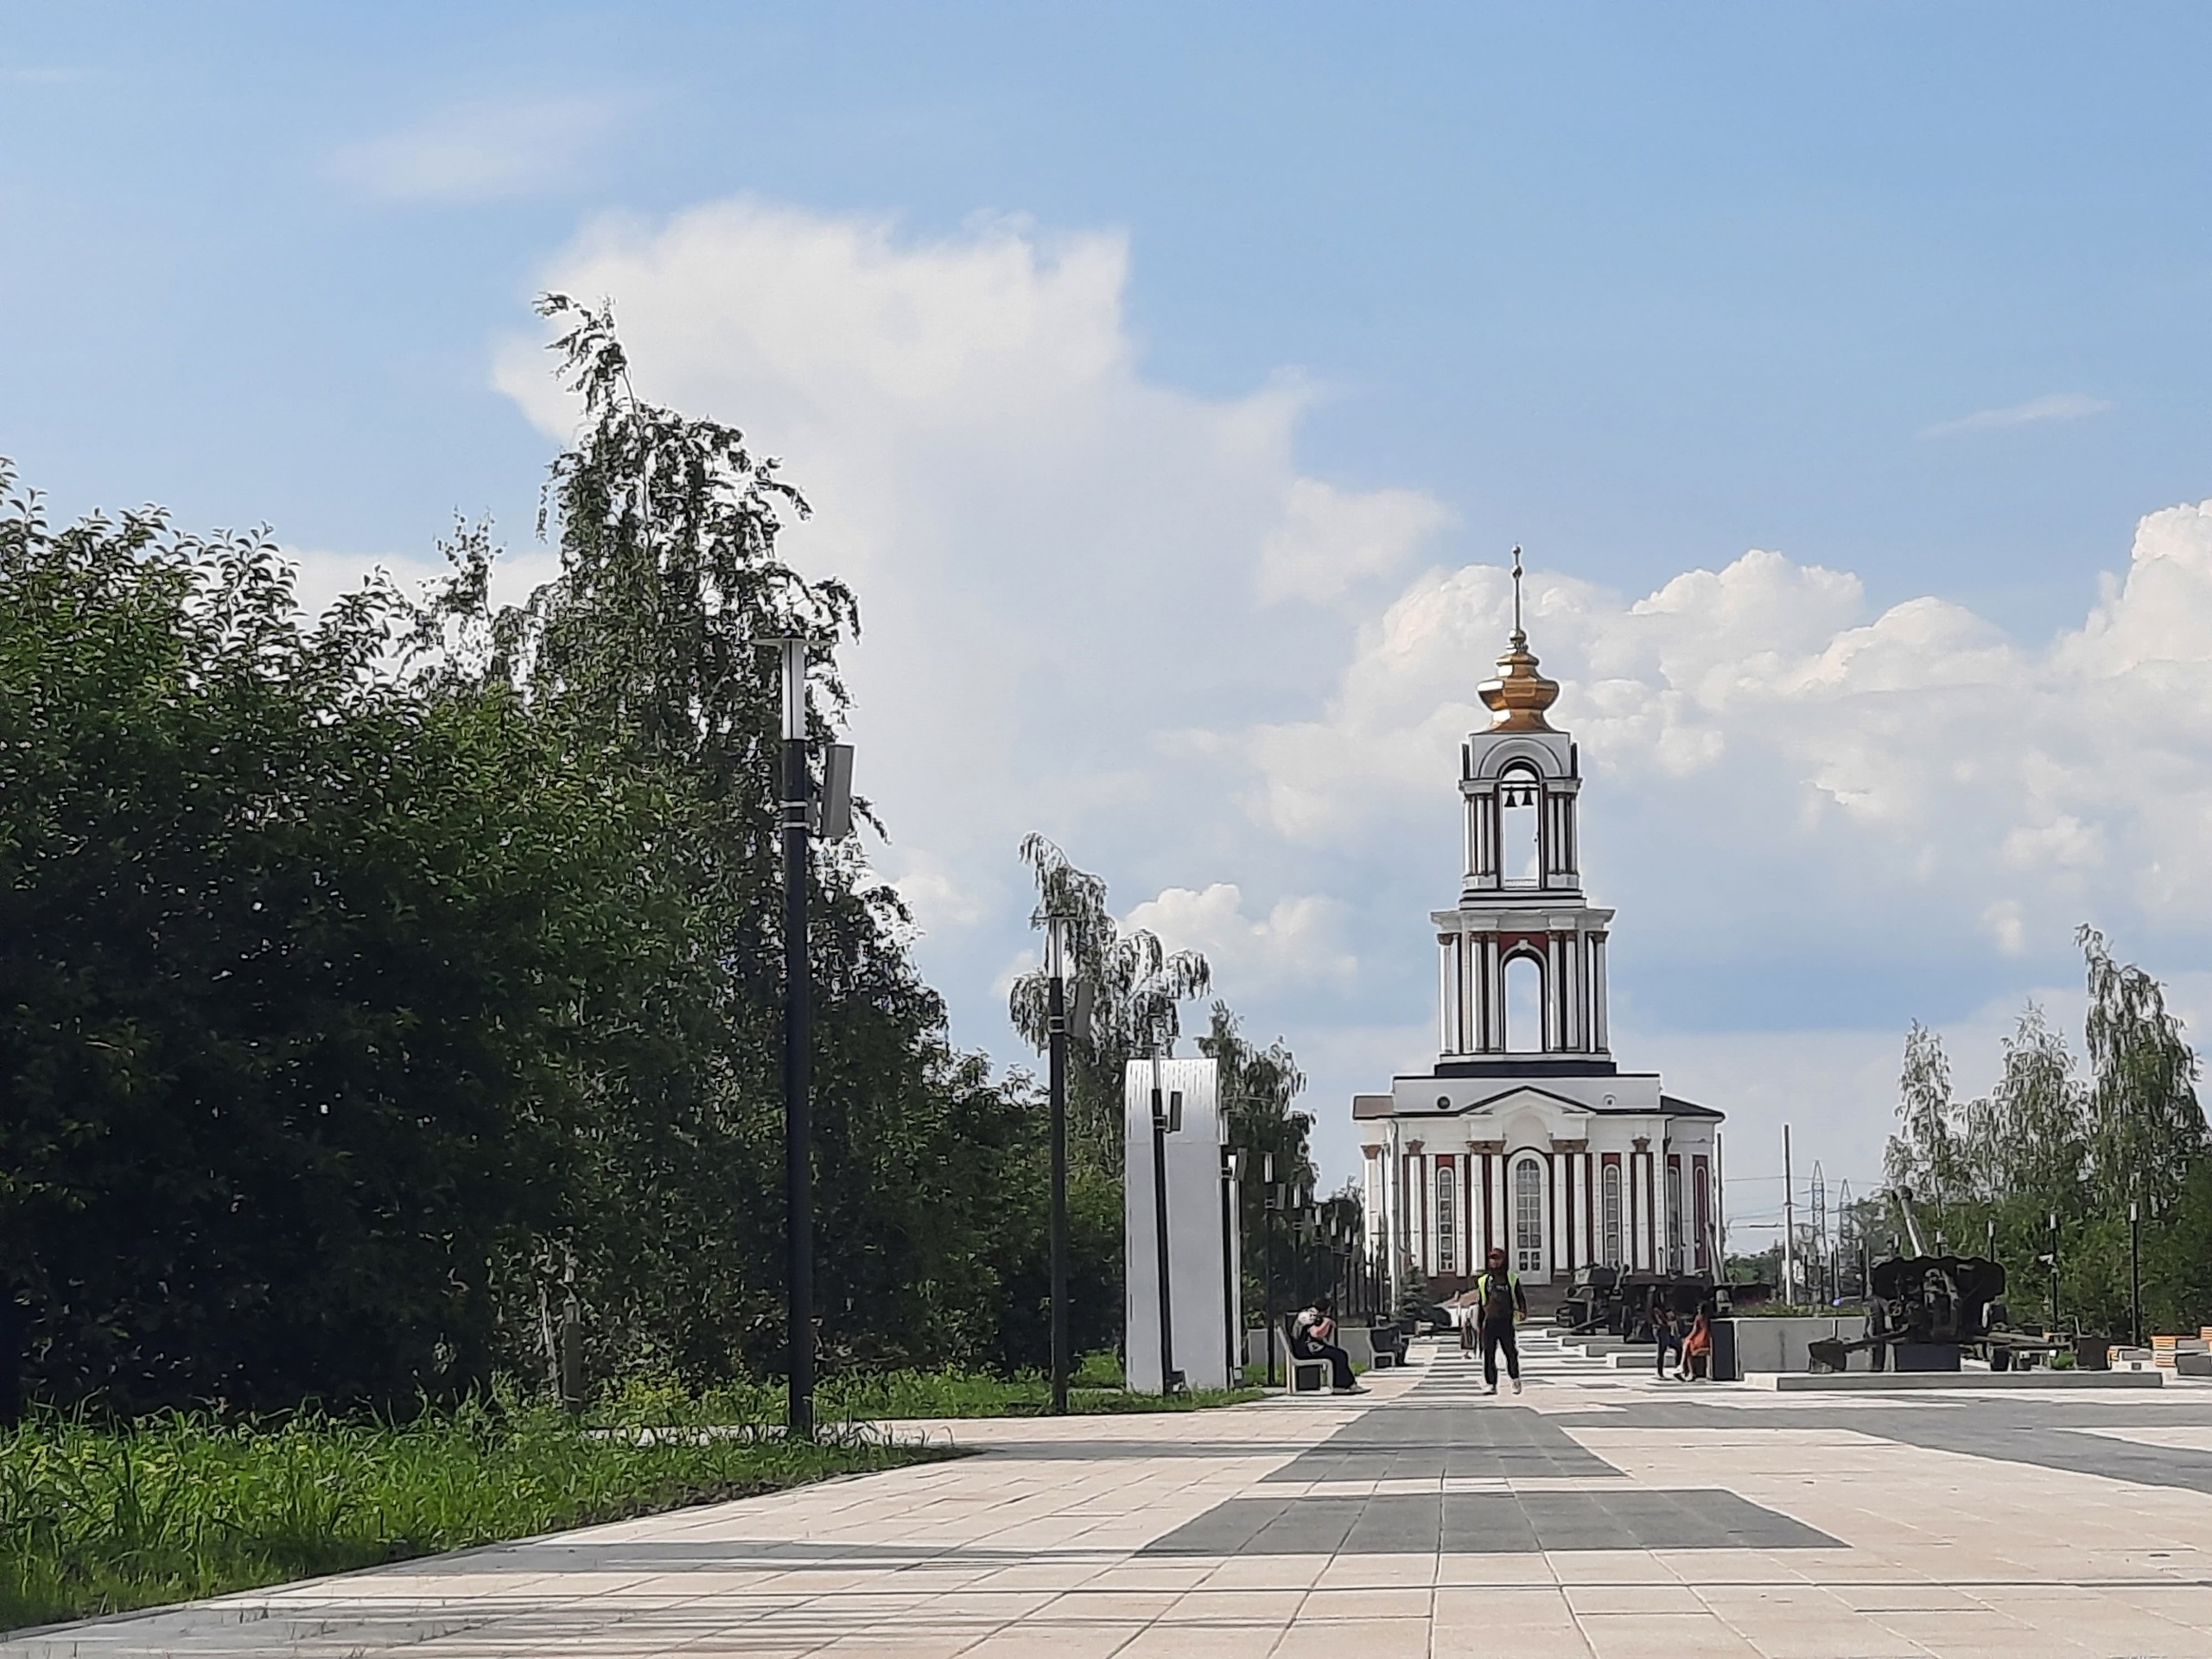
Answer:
top-left (1261, 1402), bottom-right (1624, 1482)
top-left (1553, 1395), bottom-right (2212, 1498)
top-left (953, 1437), bottom-right (1319, 1460)
top-left (1144, 1487), bottom-right (1839, 1554)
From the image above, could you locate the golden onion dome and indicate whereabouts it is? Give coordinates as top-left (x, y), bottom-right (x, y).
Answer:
top-left (1478, 626), bottom-right (1560, 731)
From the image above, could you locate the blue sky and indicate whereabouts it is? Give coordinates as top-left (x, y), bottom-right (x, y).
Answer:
top-left (9, 3), bottom-right (2212, 1226)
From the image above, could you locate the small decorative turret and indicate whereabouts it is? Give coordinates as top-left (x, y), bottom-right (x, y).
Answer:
top-left (1477, 548), bottom-right (1560, 732)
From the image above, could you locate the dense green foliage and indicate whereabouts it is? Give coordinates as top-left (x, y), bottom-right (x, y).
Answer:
top-left (0, 295), bottom-right (1334, 1436)
top-left (0, 1398), bottom-right (944, 1630)
top-left (0, 302), bottom-right (1078, 1415)
top-left (1884, 928), bottom-right (2211, 1336)
top-left (0, 490), bottom-right (654, 1412)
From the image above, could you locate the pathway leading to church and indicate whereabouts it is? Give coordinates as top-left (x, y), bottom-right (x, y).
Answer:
top-left (19, 1340), bottom-right (2212, 1657)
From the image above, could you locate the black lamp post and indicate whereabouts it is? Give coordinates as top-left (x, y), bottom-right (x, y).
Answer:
top-left (2130, 1198), bottom-right (2143, 1350)
top-left (765, 639), bottom-right (854, 1441)
top-left (1045, 914), bottom-right (1071, 1415)
top-left (1262, 1154), bottom-right (1277, 1387)
top-left (2048, 1210), bottom-right (2061, 1331)
top-left (1145, 1028), bottom-right (1184, 1395)
top-left (1221, 1147), bottom-right (1242, 1387)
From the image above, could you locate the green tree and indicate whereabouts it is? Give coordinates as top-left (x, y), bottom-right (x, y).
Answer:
top-left (1885, 1021), bottom-right (1964, 1217)
top-left (474, 297), bottom-right (1056, 1385)
top-left (0, 476), bottom-right (663, 1413)
top-left (2079, 925), bottom-right (2206, 1214)
top-left (1007, 836), bottom-right (1210, 1173)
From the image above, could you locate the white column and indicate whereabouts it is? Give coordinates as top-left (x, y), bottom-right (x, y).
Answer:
top-left (1483, 935), bottom-right (1502, 1053)
top-left (1438, 937), bottom-right (1455, 1054)
top-left (1546, 934), bottom-right (1564, 1051)
top-left (1562, 927), bottom-right (1581, 1050)
top-left (1591, 935), bottom-right (1610, 1054)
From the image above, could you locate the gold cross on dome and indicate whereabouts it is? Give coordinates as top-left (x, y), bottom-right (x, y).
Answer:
top-left (1510, 545), bottom-right (1525, 643)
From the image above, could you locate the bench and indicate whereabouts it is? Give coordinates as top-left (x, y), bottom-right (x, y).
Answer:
top-left (1367, 1324), bottom-right (1407, 1368)
top-left (1282, 1315), bottom-right (1333, 1393)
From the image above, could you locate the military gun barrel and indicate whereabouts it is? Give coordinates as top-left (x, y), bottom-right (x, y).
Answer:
top-left (1891, 1186), bottom-right (1929, 1258)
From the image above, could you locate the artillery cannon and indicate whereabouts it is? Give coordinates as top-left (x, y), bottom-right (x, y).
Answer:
top-left (1555, 1265), bottom-right (1751, 1338)
top-left (1808, 1189), bottom-right (2073, 1372)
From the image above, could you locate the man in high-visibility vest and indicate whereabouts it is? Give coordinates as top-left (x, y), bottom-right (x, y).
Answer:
top-left (1474, 1246), bottom-right (1528, 1395)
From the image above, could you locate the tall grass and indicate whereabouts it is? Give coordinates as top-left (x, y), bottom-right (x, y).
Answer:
top-left (0, 1395), bottom-right (945, 1633)
top-left (2, 1357), bottom-right (1267, 1632)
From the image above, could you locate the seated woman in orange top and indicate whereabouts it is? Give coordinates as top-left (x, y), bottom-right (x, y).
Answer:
top-left (1681, 1308), bottom-right (1714, 1382)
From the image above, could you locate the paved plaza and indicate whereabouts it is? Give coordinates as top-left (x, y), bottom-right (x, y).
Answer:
top-left (21, 1338), bottom-right (2212, 1658)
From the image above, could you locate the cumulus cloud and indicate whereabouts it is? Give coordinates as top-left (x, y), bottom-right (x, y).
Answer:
top-left (1123, 883), bottom-right (1356, 992)
top-left (487, 194), bottom-right (2212, 1189)
top-left (1257, 478), bottom-right (1452, 605)
top-left (1919, 391), bottom-right (2112, 438)
top-left (498, 198), bottom-right (1451, 1012)
top-left (1232, 501), bottom-right (2212, 978)
top-left (332, 95), bottom-right (620, 202)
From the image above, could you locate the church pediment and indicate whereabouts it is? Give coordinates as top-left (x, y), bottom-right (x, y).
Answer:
top-left (1464, 1084), bottom-right (1592, 1117)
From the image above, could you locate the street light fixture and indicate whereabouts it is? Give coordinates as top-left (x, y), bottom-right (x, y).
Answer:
top-left (763, 637), bottom-right (855, 1441)
top-left (1044, 914), bottom-right (1071, 1414)
top-left (2130, 1198), bottom-right (2143, 1350)
top-left (1146, 1019), bottom-right (1185, 1395)
top-left (1262, 1154), bottom-right (1278, 1388)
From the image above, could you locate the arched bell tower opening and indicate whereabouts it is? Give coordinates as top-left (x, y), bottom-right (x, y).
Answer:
top-left (1497, 763), bottom-right (1541, 887)
top-left (1503, 952), bottom-right (1543, 1052)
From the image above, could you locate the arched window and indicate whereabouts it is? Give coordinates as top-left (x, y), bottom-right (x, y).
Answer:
top-left (1498, 766), bottom-right (1541, 887)
top-left (1504, 953), bottom-right (1543, 1053)
top-left (1434, 1163), bottom-right (1456, 1276)
top-left (1602, 1162), bottom-right (1624, 1267)
top-left (1513, 1157), bottom-right (1544, 1275)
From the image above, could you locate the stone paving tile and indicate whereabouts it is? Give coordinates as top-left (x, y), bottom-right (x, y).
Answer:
top-left (1575, 1610), bottom-right (1767, 1657)
top-left (29, 1343), bottom-right (2212, 1657)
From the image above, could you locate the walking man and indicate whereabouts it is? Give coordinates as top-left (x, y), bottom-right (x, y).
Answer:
top-left (1474, 1246), bottom-right (1526, 1395)
top-left (1651, 1296), bottom-right (1683, 1379)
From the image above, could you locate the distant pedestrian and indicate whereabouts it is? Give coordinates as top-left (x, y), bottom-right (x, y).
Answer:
top-left (1292, 1299), bottom-right (1364, 1394)
top-left (1652, 1301), bottom-right (1683, 1378)
top-left (1474, 1247), bottom-right (1526, 1395)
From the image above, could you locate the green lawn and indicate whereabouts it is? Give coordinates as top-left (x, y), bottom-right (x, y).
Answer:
top-left (3, 1357), bottom-right (1273, 1632)
top-left (0, 1399), bottom-right (950, 1633)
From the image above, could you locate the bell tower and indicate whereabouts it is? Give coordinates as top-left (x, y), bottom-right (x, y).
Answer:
top-left (1355, 547), bottom-right (1724, 1300)
top-left (1433, 550), bottom-right (1614, 1071)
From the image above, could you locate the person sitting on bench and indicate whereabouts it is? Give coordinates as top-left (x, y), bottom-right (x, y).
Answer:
top-left (1291, 1299), bottom-right (1363, 1394)
top-left (1681, 1306), bottom-right (1714, 1382)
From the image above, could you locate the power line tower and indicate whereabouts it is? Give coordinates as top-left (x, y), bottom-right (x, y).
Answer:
top-left (1810, 1162), bottom-right (1827, 1303)
top-left (1836, 1179), bottom-right (1856, 1298)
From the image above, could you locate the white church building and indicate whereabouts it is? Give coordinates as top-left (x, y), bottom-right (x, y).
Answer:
top-left (1357, 571), bottom-right (1724, 1302)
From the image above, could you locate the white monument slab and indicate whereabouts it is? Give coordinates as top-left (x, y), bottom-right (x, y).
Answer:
top-left (1123, 1056), bottom-right (1240, 1394)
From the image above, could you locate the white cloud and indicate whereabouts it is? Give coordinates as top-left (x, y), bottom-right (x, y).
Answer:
top-left (331, 96), bottom-right (620, 203)
top-left (1919, 391), bottom-right (2112, 438)
top-left (488, 194), bottom-right (2212, 1192)
top-left (1122, 882), bottom-right (1356, 994)
top-left (1257, 478), bottom-right (1452, 605)
top-left (1232, 500), bottom-right (2212, 963)
top-left (497, 199), bottom-right (1440, 969)
top-left (886, 856), bottom-right (985, 932)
